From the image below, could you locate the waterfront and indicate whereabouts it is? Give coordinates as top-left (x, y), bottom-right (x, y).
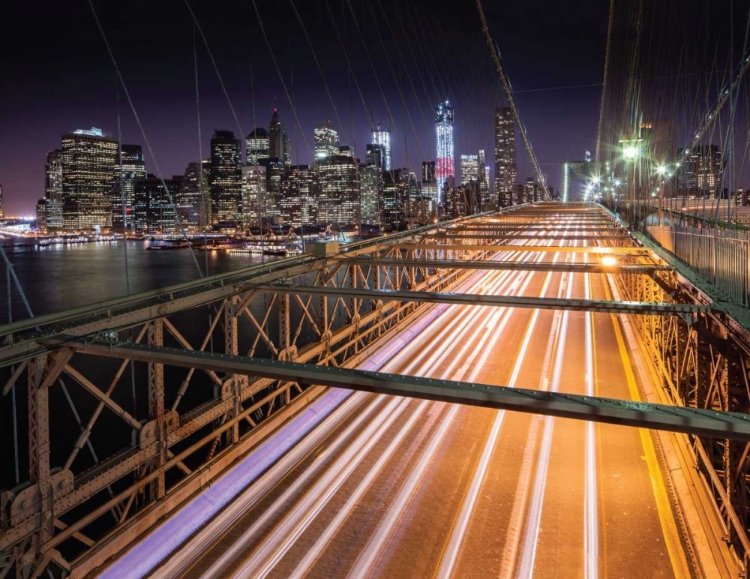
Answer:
top-left (1, 240), bottom-right (273, 320)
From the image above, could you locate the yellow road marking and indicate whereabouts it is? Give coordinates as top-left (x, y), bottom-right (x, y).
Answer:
top-left (604, 280), bottom-right (690, 578)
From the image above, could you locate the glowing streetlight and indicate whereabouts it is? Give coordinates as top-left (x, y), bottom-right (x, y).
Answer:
top-left (656, 164), bottom-right (667, 175)
top-left (623, 146), bottom-right (639, 160)
top-left (601, 255), bottom-right (618, 267)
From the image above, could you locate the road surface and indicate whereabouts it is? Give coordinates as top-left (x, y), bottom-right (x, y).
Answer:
top-left (119, 210), bottom-right (694, 578)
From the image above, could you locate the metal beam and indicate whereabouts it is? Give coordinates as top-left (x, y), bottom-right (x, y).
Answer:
top-left (334, 257), bottom-right (670, 275)
top-left (245, 284), bottom-right (707, 316)
top-left (67, 341), bottom-right (750, 440)
top-left (394, 243), bottom-right (651, 254)
top-left (427, 233), bottom-right (629, 240)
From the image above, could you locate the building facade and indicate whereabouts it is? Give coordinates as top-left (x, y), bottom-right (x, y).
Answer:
top-left (269, 109), bottom-right (283, 160)
top-left (241, 164), bottom-right (266, 229)
top-left (61, 128), bottom-right (118, 231)
top-left (111, 144), bottom-right (146, 231)
top-left (314, 122), bottom-right (340, 164)
top-left (318, 154), bottom-right (360, 226)
top-left (371, 124), bottom-right (392, 171)
top-left (134, 175), bottom-right (179, 233)
top-left (209, 130), bottom-right (243, 229)
top-left (246, 128), bottom-right (270, 165)
top-left (677, 145), bottom-right (723, 193)
top-left (44, 149), bottom-right (64, 230)
top-left (495, 107), bottom-right (517, 207)
top-left (178, 161), bottom-right (208, 229)
top-left (435, 101), bottom-right (455, 201)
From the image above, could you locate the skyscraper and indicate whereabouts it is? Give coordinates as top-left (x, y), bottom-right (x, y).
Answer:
top-left (44, 149), bottom-right (63, 230)
top-left (134, 174), bottom-right (179, 233)
top-left (372, 124), bottom-right (392, 171)
top-left (178, 161), bottom-right (209, 228)
top-left (478, 149), bottom-right (490, 208)
top-left (0, 183), bottom-right (4, 219)
top-left (435, 101), bottom-right (455, 201)
top-left (246, 128), bottom-right (270, 164)
top-left (209, 130), bottom-right (243, 229)
top-left (241, 164), bottom-right (266, 229)
top-left (421, 161), bottom-right (437, 204)
top-left (269, 109), bottom-right (283, 159)
top-left (111, 144), bottom-right (146, 231)
top-left (362, 144), bottom-right (385, 225)
top-left (314, 122), bottom-right (340, 163)
top-left (460, 154), bottom-right (479, 184)
top-left (318, 153), bottom-right (360, 226)
top-left (61, 127), bottom-right (118, 231)
top-left (495, 107), bottom-right (517, 207)
top-left (381, 170), bottom-right (403, 229)
top-left (279, 165), bottom-right (313, 226)
top-left (677, 145), bottom-right (723, 193)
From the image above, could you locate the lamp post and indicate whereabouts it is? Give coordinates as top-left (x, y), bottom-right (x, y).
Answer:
top-left (619, 137), bottom-right (642, 229)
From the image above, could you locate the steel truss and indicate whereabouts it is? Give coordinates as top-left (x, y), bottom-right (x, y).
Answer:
top-left (613, 250), bottom-right (750, 569)
top-left (0, 204), bottom-right (745, 577)
top-left (0, 213), bottom-right (518, 577)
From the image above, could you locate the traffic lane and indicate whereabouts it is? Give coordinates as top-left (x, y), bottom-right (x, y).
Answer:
top-left (182, 266), bottom-right (512, 575)
top-left (589, 272), bottom-right (678, 577)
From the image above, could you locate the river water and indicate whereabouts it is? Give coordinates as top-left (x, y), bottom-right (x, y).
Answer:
top-left (0, 240), bottom-right (286, 492)
top-left (0, 240), bottom-right (271, 320)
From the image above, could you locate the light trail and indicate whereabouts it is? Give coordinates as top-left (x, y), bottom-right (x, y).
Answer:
top-left (436, 244), bottom-right (559, 579)
top-left (583, 242), bottom-right (599, 579)
top-left (346, 404), bottom-right (460, 578)
top-left (212, 246), bottom-right (532, 576)
top-left (157, 391), bottom-right (377, 577)
top-left (201, 395), bottom-right (409, 578)
top-left (517, 247), bottom-right (577, 579)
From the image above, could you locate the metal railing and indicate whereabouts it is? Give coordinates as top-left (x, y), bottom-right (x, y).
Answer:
top-left (606, 202), bottom-right (750, 308)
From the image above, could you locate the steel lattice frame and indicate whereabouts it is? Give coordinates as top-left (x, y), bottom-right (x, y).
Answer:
top-left (0, 212), bottom-right (516, 578)
top-left (613, 252), bottom-right (750, 569)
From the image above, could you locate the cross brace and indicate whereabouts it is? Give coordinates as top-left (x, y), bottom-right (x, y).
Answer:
top-left (334, 257), bottom-right (670, 275)
top-left (245, 284), bottom-right (707, 316)
top-left (66, 341), bottom-right (750, 440)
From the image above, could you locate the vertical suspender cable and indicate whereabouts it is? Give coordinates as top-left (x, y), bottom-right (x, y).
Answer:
top-left (86, 0), bottom-right (204, 279)
top-left (6, 263), bottom-right (19, 485)
top-left (116, 81), bottom-right (131, 295)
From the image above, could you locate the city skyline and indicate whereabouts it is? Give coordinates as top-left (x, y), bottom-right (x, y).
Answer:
top-left (0, 0), bottom-right (607, 215)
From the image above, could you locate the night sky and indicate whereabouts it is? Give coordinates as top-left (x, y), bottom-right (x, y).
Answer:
top-left (0, 0), bottom-right (608, 216)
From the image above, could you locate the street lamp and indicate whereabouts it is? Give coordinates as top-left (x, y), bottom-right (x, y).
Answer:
top-left (623, 145), bottom-right (639, 160)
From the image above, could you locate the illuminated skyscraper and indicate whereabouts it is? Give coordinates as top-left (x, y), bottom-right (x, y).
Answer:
top-left (111, 144), bottom-right (146, 231)
top-left (246, 128), bottom-right (270, 164)
top-left (318, 154), bottom-right (360, 225)
top-left (0, 183), bottom-right (4, 219)
top-left (61, 127), bottom-right (118, 231)
top-left (421, 161), bottom-right (437, 204)
top-left (279, 165), bottom-right (314, 226)
top-left (495, 107), bottom-right (517, 207)
top-left (371, 124), bottom-right (392, 171)
top-left (44, 149), bottom-right (63, 229)
top-left (478, 149), bottom-right (490, 208)
top-left (241, 164), bottom-right (266, 229)
top-left (209, 130), bottom-right (243, 229)
top-left (314, 122), bottom-right (340, 163)
top-left (269, 109), bottom-right (283, 159)
top-left (179, 161), bottom-right (209, 228)
top-left (362, 144), bottom-right (384, 225)
top-left (134, 175), bottom-right (179, 233)
top-left (435, 101), bottom-right (455, 200)
top-left (677, 144), bottom-right (723, 192)
top-left (460, 154), bottom-right (479, 184)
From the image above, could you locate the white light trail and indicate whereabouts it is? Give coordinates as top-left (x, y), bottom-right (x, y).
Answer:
top-left (202, 396), bottom-right (408, 578)
top-left (516, 247), bottom-right (577, 579)
top-left (584, 243), bottom-right (599, 579)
